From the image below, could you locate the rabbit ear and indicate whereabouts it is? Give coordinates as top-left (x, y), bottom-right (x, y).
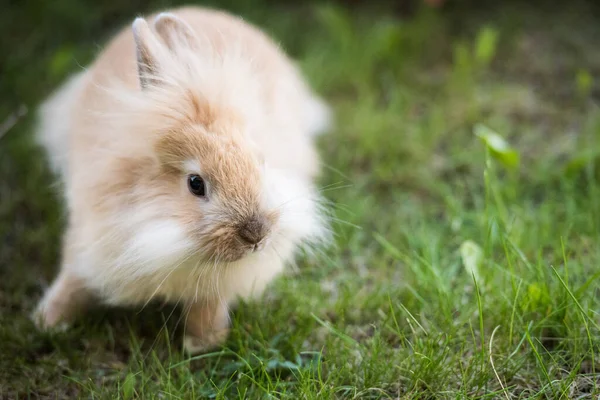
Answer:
top-left (153, 13), bottom-right (199, 53)
top-left (132, 17), bottom-right (164, 89)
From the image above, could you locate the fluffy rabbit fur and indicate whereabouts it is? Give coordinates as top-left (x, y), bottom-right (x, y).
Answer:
top-left (33, 6), bottom-right (331, 353)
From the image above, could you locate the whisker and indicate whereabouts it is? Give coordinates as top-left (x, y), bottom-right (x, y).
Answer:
top-left (143, 293), bottom-right (184, 362)
top-left (193, 258), bottom-right (203, 303)
top-left (320, 162), bottom-right (352, 181)
top-left (137, 248), bottom-right (202, 313)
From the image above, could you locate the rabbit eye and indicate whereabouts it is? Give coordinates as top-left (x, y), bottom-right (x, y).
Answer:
top-left (187, 174), bottom-right (206, 197)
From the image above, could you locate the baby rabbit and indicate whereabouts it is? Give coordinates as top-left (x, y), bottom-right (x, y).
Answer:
top-left (34, 6), bottom-right (331, 353)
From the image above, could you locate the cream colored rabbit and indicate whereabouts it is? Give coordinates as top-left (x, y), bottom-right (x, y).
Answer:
top-left (33, 6), bottom-right (331, 353)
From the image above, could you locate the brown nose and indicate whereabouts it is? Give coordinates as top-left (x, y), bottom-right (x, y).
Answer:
top-left (238, 215), bottom-right (269, 245)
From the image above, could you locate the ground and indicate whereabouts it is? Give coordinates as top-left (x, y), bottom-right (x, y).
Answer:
top-left (1, 0), bottom-right (600, 398)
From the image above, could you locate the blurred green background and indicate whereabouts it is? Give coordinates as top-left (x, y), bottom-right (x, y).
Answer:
top-left (2, 0), bottom-right (600, 398)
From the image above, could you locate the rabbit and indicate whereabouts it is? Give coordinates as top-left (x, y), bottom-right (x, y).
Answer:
top-left (33, 6), bottom-right (331, 354)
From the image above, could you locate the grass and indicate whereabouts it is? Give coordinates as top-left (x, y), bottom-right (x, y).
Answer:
top-left (2, 0), bottom-right (600, 398)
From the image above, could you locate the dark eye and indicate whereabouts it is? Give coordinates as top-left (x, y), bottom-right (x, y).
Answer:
top-left (187, 174), bottom-right (206, 197)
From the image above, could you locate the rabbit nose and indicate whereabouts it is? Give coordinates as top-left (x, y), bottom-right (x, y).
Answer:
top-left (238, 215), bottom-right (269, 245)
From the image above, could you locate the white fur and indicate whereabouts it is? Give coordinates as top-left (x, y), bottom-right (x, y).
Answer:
top-left (303, 92), bottom-right (333, 137)
top-left (36, 71), bottom-right (87, 184)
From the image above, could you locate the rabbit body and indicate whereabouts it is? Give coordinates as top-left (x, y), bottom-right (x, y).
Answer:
top-left (34, 6), bottom-right (330, 352)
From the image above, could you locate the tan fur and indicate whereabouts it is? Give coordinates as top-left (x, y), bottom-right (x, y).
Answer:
top-left (33, 6), bottom-right (331, 353)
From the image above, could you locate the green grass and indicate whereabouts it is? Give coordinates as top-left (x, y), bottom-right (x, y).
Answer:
top-left (2, 0), bottom-right (600, 398)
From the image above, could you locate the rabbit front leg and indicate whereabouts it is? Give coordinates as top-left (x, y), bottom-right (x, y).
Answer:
top-left (33, 269), bottom-right (92, 331)
top-left (33, 234), bottom-right (93, 331)
top-left (183, 300), bottom-right (230, 354)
